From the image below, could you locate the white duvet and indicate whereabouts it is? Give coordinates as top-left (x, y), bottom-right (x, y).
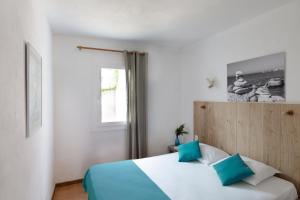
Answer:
top-left (134, 153), bottom-right (298, 200)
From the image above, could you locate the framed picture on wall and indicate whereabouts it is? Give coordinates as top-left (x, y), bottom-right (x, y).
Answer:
top-left (25, 42), bottom-right (42, 137)
top-left (227, 52), bottom-right (285, 102)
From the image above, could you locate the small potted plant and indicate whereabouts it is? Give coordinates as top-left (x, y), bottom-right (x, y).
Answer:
top-left (175, 124), bottom-right (189, 146)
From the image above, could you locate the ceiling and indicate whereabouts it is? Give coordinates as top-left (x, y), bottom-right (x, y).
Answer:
top-left (47, 0), bottom-right (294, 47)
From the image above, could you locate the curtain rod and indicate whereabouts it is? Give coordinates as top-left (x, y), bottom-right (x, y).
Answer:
top-left (77, 45), bottom-right (146, 54)
top-left (77, 45), bottom-right (124, 53)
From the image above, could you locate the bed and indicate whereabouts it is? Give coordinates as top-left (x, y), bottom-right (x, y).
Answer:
top-left (83, 153), bottom-right (298, 200)
top-left (83, 101), bottom-right (300, 200)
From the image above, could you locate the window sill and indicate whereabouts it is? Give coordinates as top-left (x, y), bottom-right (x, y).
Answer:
top-left (90, 122), bottom-right (127, 133)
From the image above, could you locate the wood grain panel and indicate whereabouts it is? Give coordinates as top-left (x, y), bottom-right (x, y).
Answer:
top-left (194, 102), bottom-right (208, 143)
top-left (236, 103), bottom-right (264, 161)
top-left (281, 104), bottom-right (300, 192)
top-left (262, 104), bottom-right (281, 167)
top-left (210, 102), bottom-right (237, 154)
top-left (194, 102), bottom-right (237, 154)
top-left (194, 101), bottom-right (300, 195)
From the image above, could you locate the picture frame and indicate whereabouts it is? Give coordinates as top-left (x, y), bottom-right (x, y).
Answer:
top-left (25, 42), bottom-right (42, 137)
top-left (227, 52), bottom-right (285, 102)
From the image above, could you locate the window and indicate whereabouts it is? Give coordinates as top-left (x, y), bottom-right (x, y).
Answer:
top-left (100, 68), bottom-right (127, 124)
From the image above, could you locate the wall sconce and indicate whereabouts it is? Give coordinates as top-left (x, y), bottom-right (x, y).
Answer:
top-left (206, 77), bottom-right (215, 88)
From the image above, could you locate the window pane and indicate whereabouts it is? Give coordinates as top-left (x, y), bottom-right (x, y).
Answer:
top-left (101, 68), bottom-right (127, 123)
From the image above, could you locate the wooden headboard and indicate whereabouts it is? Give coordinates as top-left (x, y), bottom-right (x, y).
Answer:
top-left (194, 101), bottom-right (300, 194)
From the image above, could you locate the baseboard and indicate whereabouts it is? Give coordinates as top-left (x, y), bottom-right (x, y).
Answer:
top-left (55, 179), bottom-right (83, 187)
top-left (51, 179), bottom-right (83, 199)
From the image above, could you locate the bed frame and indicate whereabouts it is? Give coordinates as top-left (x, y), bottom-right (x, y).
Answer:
top-left (194, 101), bottom-right (300, 195)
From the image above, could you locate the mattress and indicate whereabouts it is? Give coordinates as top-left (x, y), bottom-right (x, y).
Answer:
top-left (134, 153), bottom-right (298, 200)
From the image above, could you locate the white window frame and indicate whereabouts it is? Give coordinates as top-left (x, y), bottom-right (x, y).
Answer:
top-left (91, 66), bottom-right (127, 132)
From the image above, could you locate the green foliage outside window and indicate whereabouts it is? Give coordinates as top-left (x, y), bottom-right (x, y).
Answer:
top-left (101, 69), bottom-right (119, 94)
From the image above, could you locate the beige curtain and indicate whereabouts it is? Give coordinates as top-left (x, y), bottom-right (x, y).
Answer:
top-left (123, 51), bottom-right (148, 159)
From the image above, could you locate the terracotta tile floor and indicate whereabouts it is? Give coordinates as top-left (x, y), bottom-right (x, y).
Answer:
top-left (53, 183), bottom-right (87, 200)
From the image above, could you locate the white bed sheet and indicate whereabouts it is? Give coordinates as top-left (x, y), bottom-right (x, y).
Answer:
top-left (134, 153), bottom-right (298, 200)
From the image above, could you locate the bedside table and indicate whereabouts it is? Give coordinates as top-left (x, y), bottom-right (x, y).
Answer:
top-left (168, 145), bottom-right (179, 153)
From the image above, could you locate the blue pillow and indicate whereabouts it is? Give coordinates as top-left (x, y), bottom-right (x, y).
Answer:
top-left (178, 141), bottom-right (202, 162)
top-left (213, 154), bottom-right (254, 186)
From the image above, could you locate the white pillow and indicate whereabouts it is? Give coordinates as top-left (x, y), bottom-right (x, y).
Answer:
top-left (198, 143), bottom-right (229, 165)
top-left (241, 156), bottom-right (280, 186)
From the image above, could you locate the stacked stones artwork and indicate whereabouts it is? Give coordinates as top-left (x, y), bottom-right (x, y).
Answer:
top-left (227, 52), bottom-right (285, 102)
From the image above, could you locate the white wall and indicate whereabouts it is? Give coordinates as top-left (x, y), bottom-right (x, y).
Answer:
top-left (53, 35), bottom-right (180, 183)
top-left (179, 1), bottom-right (300, 140)
top-left (0, 0), bottom-right (54, 199)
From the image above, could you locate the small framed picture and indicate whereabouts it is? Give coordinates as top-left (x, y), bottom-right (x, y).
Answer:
top-left (25, 42), bottom-right (42, 137)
